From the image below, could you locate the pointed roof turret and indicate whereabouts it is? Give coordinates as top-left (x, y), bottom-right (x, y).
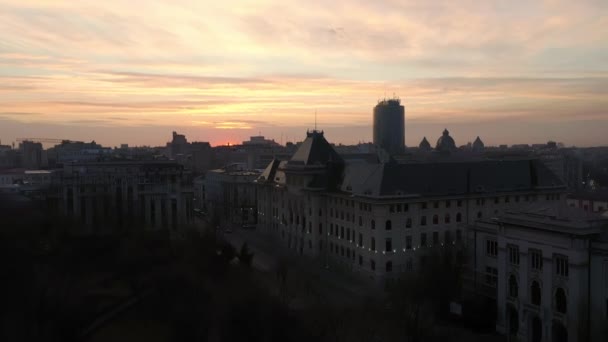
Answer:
top-left (473, 136), bottom-right (485, 152)
top-left (288, 130), bottom-right (343, 166)
top-left (419, 137), bottom-right (431, 150)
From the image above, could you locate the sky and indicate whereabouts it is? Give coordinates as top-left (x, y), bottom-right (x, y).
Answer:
top-left (0, 0), bottom-right (607, 147)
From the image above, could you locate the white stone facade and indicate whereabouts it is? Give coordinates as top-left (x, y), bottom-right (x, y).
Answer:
top-left (467, 210), bottom-right (608, 342)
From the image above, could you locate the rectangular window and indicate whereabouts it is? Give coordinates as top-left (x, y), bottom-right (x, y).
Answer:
top-left (457, 200), bottom-right (463, 207)
top-left (397, 204), bottom-right (402, 212)
top-left (434, 201), bottom-right (439, 209)
top-left (340, 226), bottom-right (344, 239)
top-left (405, 235), bottom-right (412, 250)
top-left (371, 259), bottom-right (375, 271)
top-left (346, 228), bottom-right (350, 240)
top-left (433, 232), bottom-right (439, 245)
top-left (359, 255), bottom-right (363, 266)
top-left (319, 223), bottom-right (323, 235)
top-left (420, 216), bottom-right (427, 226)
top-left (358, 233), bottom-right (363, 246)
top-left (486, 240), bottom-right (498, 257)
top-left (485, 266), bottom-right (498, 287)
top-left (555, 255), bottom-right (569, 277)
top-left (530, 250), bottom-right (543, 270)
top-left (406, 258), bottom-right (413, 271)
top-left (385, 238), bottom-right (392, 252)
top-left (456, 229), bottom-right (462, 242)
top-left (421, 233), bottom-right (427, 247)
top-left (359, 216), bottom-right (362, 226)
top-left (445, 200), bottom-right (451, 208)
top-left (405, 218), bottom-right (412, 228)
top-left (330, 224), bottom-right (334, 235)
top-left (421, 202), bottom-right (427, 210)
top-left (508, 245), bottom-right (520, 265)
top-left (404, 204), bottom-right (409, 212)
top-left (445, 230), bottom-right (451, 243)
top-left (390, 205), bottom-right (395, 213)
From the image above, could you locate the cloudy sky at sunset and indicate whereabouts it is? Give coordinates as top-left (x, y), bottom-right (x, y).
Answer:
top-left (1, 0), bottom-right (607, 147)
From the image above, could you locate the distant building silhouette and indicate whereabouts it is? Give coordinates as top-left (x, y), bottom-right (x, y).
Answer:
top-left (373, 98), bottom-right (405, 155)
top-left (472, 136), bottom-right (485, 152)
top-left (419, 137), bottom-right (431, 151)
top-left (435, 128), bottom-right (457, 153)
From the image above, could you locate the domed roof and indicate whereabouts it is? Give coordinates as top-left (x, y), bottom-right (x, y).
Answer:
top-left (436, 129), bottom-right (456, 152)
top-left (419, 137), bottom-right (431, 150)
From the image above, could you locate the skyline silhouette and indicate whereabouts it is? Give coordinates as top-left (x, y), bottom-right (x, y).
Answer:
top-left (1, 0), bottom-right (607, 146)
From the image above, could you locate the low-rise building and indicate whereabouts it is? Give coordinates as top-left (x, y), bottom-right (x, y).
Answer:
top-left (201, 164), bottom-right (260, 226)
top-left (49, 161), bottom-right (194, 234)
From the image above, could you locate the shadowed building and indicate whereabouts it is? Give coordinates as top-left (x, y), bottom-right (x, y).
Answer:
top-left (472, 136), bottom-right (485, 152)
top-left (436, 129), bottom-right (457, 153)
top-left (419, 137), bottom-right (431, 151)
top-left (50, 161), bottom-right (194, 234)
top-left (373, 98), bottom-right (405, 155)
top-left (466, 206), bottom-right (608, 342)
top-left (256, 130), bottom-right (567, 284)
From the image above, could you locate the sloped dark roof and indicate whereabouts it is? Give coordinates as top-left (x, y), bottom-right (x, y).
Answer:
top-left (289, 131), bottom-right (343, 166)
top-left (256, 159), bottom-right (286, 184)
top-left (341, 159), bottom-right (564, 197)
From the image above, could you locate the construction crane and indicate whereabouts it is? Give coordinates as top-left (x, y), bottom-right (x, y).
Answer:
top-left (16, 138), bottom-right (73, 147)
top-left (16, 138), bottom-right (72, 144)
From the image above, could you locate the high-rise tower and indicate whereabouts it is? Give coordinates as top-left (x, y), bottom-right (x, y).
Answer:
top-left (373, 98), bottom-right (405, 155)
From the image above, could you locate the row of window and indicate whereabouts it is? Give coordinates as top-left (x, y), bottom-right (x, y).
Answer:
top-left (328, 230), bottom-right (463, 252)
top-left (508, 276), bottom-right (567, 313)
top-left (487, 240), bottom-right (569, 277)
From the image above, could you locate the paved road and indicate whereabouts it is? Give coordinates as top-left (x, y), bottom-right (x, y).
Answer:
top-left (223, 227), bottom-right (381, 308)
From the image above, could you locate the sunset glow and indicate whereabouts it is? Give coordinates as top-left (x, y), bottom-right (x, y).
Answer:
top-left (1, 0), bottom-right (607, 146)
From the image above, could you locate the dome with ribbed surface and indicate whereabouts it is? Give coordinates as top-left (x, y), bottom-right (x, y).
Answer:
top-left (436, 129), bottom-right (456, 152)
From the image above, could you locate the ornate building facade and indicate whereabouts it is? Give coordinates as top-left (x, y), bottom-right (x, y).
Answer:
top-left (256, 130), bottom-right (567, 283)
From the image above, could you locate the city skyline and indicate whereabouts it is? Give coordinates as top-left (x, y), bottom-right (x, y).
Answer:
top-left (1, 0), bottom-right (608, 147)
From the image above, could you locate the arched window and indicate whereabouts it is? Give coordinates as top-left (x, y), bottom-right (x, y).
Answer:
top-left (531, 281), bottom-right (541, 306)
top-left (433, 215), bottom-right (439, 224)
top-left (371, 219), bottom-right (376, 230)
top-left (371, 237), bottom-right (376, 251)
top-left (555, 288), bottom-right (567, 313)
top-left (509, 275), bottom-right (518, 298)
top-left (385, 220), bottom-right (392, 230)
top-left (456, 213), bottom-right (462, 222)
top-left (445, 214), bottom-right (451, 223)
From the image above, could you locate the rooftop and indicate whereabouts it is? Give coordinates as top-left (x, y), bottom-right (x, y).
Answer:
top-left (483, 204), bottom-right (608, 236)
